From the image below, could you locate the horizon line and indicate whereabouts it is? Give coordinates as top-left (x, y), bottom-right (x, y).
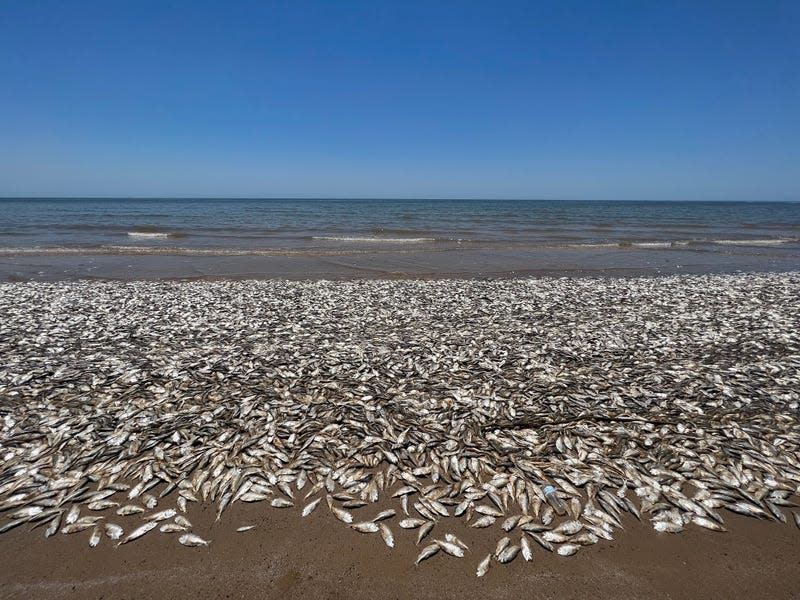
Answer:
top-left (1, 196), bottom-right (798, 203)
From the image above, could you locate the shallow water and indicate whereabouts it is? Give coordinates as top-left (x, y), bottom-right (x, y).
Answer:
top-left (1, 199), bottom-right (799, 280)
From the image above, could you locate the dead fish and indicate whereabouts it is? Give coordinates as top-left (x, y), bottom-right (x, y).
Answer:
top-left (495, 536), bottom-right (511, 556)
top-left (302, 498), bottom-right (321, 517)
top-left (471, 515), bottom-right (496, 528)
top-left (351, 522), bottom-right (380, 533)
top-left (416, 521), bottom-right (435, 544)
top-left (44, 516), bottom-right (60, 538)
top-left (398, 518), bottom-right (426, 529)
top-left (88, 527), bottom-right (101, 547)
top-left (497, 544), bottom-right (520, 564)
top-left (144, 508), bottom-right (177, 521)
top-left (330, 506), bottom-right (353, 524)
top-left (527, 532), bottom-right (555, 552)
top-left (118, 522), bottom-right (157, 545)
top-left (692, 516), bottom-right (726, 532)
top-left (444, 533), bottom-right (468, 550)
top-left (175, 515), bottom-right (192, 528)
top-left (475, 504), bottom-right (503, 517)
top-left (104, 523), bottom-right (124, 540)
top-left (542, 531), bottom-right (570, 543)
top-left (520, 536), bottom-right (534, 561)
top-left (653, 521), bottom-right (683, 533)
top-left (116, 505), bottom-right (145, 516)
top-left (237, 525), bottom-right (256, 532)
top-left (87, 500), bottom-right (119, 511)
top-left (725, 502), bottom-right (768, 518)
top-left (557, 544), bottom-right (580, 556)
top-left (502, 515), bottom-right (521, 531)
top-left (65, 505), bottom-right (80, 525)
top-left (62, 517), bottom-right (103, 534)
top-left (554, 520), bottom-right (582, 535)
top-left (379, 523), bottom-right (394, 547)
top-left (476, 553), bottom-right (492, 577)
top-left (415, 543), bottom-right (440, 565)
top-left (436, 540), bottom-right (465, 558)
top-left (178, 533), bottom-right (210, 547)
top-left (270, 498), bottom-right (294, 508)
top-left (372, 509), bottom-right (396, 522)
top-left (159, 523), bottom-right (188, 533)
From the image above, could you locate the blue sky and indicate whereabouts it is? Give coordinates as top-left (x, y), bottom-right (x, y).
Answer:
top-left (0, 1), bottom-right (797, 199)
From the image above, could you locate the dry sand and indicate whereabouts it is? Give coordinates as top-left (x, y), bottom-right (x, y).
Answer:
top-left (1, 500), bottom-right (798, 600)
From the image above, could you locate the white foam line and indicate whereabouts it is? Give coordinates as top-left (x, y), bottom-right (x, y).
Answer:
top-left (312, 236), bottom-right (435, 243)
top-left (127, 232), bottom-right (171, 239)
top-left (714, 239), bottom-right (793, 246)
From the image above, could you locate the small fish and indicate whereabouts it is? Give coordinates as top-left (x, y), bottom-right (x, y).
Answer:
top-left (527, 532), bottom-right (554, 552)
top-left (398, 518), bottom-right (425, 529)
top-left (476, 553), bottom-right (491, 577)
top-left (145, 509), bottom-right (177, 522)
top-left (87, 500), bottom-right (119, 511)
top-left (445, 533), bottom-right (468, 549)
top-left (44, 516), bottom-right (60, 538)
top-left (725, 502), bottom-right (767, 518)
top-left (542, 531), bottom-right (570, 543)
top-left (271, 498), bottom-right (294, 508)
top-left (692, 516), bottom-right (726, 532)
top-left (351, 522), bottom-right (380, 533)
top-left (554, 520), bottom-right (582, 535)
top-left (175, 516), bottom-right (192, 528)
top-left (793, 511), bottom-right (800, 530)
top-left (502, 515), bottom-right (521, 531)
top-left (116, 505), bottom-right (145, 516)
top-left (119, 522), bottom-right (157, 545)
top-left (372, 509), bottom-right (396, 522)
top-left (159, 523), bottom-right (187, 533)
top-left (379, 523), bottom-right (395, 547)
top-left (104, 523), bottom-right (124, 539)
top-left (65, 505), bottom-right (80, 525)
top-left (520, 536), bottom-right (534, 561)
top-left (178, 533), bottom-right (210, 547)
top-left (237, 525), bottom-right (257, 532)
top-left (475, 504), bottom-right (503, 517)
top-left (497, 544), bottom-right (520, 564)
top-left (495, 536), bottom-right (511, 556)
top-left (471, 515), bottom-right (496, 528)
top-left (330, 506), bottom-right (353, 523)
top-left (557, 544), bottom-right (580, 556)
top-left (302, 498), bottom-right (321, 517)
top-left (436, 540), bottom-right (465, 558)
top-left (415, 543), bottom-right (440, 565)
top-left (416, 521), bottom-right (435, 544)
top-left (653, 521), bottom-right (683, 533)
top-left (88, 527), bottom-right (102, 547)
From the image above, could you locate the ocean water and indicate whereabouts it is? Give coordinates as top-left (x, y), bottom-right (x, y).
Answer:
top-left (1, 199), bottom-right (799, 280)
top-left (1, 198), bottom-right (799, 253)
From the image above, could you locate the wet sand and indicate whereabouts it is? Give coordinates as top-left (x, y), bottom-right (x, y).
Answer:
top-left (1, 502), bottom-right (798, 600)
top-left (3, 242), bottom-right (800, 281)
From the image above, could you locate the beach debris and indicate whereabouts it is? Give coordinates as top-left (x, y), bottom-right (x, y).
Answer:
top-left (476, 554), bottom-right (492, 577)
top-left (178, 533), bottom-right (210, 547)
top-left (0, 274), bottom-right (798, 575)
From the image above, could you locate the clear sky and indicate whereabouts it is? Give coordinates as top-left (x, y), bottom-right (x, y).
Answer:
top-left (0, 1), bottom-right (797, 199)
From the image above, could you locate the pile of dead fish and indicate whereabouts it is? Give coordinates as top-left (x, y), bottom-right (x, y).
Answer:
top-left (0, 272), bottom-right (799, 575)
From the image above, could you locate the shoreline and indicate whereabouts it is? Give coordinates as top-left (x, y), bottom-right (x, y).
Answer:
top-left (2, 243), bottom-right (800, 282)
top-left (1, 273), bottom-right (799, 599)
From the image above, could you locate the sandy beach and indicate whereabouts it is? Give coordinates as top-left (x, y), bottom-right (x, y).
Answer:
top-left (1, 273), bottom-right (799, 599)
